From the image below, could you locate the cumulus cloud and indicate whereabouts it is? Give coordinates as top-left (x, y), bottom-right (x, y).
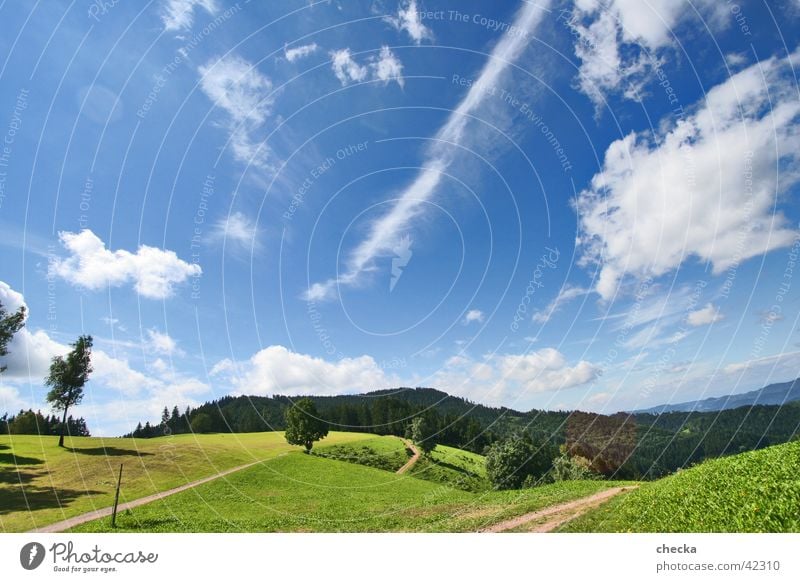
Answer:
top-left (0, 283), bottom-right (66, 380)
top-left (146, 329), bottom-right (182, 356)
top-left (49, 230), bottom-right (200, 300)
top-left (284, 43), bottom-right (319, 63)
top-left (371, 46), bottom-right (404, 87)
top-left (330, 48), bottom-right (369, 85)
top-left (576, 50), bottom-right (800, 300)
top-left (160, 0), bottom-right (217, 31)
top-left (329, 46), bottom-right (404, 87)
top-left (210, 345), bottom-right (394, 396)
top-left (384, 0), bottom-right (432, 44)
top-left (687, 303), bottom-right (723, 327)
top-left (432, 347), bottom-right (600, 408)
top-left (198, 55), bottom-right (275, 169)
top-left (463, 309), bottom-right (485, 324)
top-left (0, 281), bottom-right (210, 435)
top-left (309, 2), bottom-right (549, 300)
top-left (566, 0), bottom-right (723, 108)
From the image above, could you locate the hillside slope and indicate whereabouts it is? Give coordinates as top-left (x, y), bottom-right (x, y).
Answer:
top-left (559, 439), bottom-right (800, 532)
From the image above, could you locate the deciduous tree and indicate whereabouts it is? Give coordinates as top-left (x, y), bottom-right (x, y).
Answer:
top-left (284, 398), bottom-right (329, 453)
top-left (45, 335), bottom-right (93, 447)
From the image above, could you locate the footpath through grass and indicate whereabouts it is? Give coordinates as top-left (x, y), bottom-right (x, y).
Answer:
top-left (0, 431), bottom-right (368, 532)
top-left (315, 436), bottom-right (490, 491)
top-left (559, 440), bottom-right (800, 532)
top-left (70, 451), bottom-right (627, 532)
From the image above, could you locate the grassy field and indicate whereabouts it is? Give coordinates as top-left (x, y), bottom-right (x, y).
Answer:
top-left (408, 444), bottom-right (489, 491)
top-left (559, 440), bottom-right (800, 532)
top-left (314, 435), bottom-right (411, 472)
top-left (0, 431), bottom-right (369, 532)
top-left (314, 436), bottom-right (490, 491)
top-left (69, 451), bottom-right (627, 532)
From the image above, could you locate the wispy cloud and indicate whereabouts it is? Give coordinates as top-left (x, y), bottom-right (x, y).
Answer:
top-left (532, 285), bottom-right (589, 324)
top-left (160, 0), bottom-right (217, 32)
top-left (210, 211), bottom-right (261, 253)
top-left (687, 303), bottom-right (723, 327)
top-left (307, 1), bottom-right (551, 300)
top-left (384, 0), bottom-right (432, 45)
top-left (198, 55), bottom-right (275, 170)
top-left (329, 46), bottom-right (404, 87)
top-left (284, 43), bottom-right (319, 63)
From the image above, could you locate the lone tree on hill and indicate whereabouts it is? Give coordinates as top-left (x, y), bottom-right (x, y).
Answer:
top-left (410, 415), bottom-right (438, 455)
top-left (284, 398), bottom-right (329, 453)
top-left (45, 335), bottom-right (93, 447)
top-left (0, 300), bottom-right (26, 374)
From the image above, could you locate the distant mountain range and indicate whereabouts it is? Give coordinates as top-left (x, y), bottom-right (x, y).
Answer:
top-left (635, 378), bottom-right (800, 414)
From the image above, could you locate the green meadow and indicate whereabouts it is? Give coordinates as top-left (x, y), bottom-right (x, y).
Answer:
top-left (0, 431), bottom-right (367, 532)
top-left (69, 448), bottom-right (624, 533)
top-left (559, 439), bottom-right (800, 533)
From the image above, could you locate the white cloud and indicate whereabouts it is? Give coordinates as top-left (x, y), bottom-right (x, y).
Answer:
top-left (309, 1), bottom-right (550, 300)
top-left (723, 350), bottom-right (800, 376)
top-left (0, 282), bottom-right (66, 380)
top-left (432, 347), bottom-right (600, 408)
top-left (566, 0), bottom-right (722, 108)
top-left (198, 55), bottom-right (275, 169)
top-left (160, 0), bottom-right (217, 31)
top-left (330, 46), bottom-right (404, 88)
top-left (499, 349), bottom-right (599, 392)
top-left (532, 285), bottom-right (589, 324)
top-left (725, 52), bottom-right (749, 68)
top-left (371, 46), bottom-right (404, 87)
top-left (284, 43), bottom-right (319, 63)
top-left (463, 309), bottom-right (485, 324)
top-left (330, 48), bottom-right (369, 85)
top-left (49, 229), bottom-right (201, 300)
top-left (576, 51), bottom-right (800, 300)
top-left (384, 0), bottom-right (432, 44)
top-left (147, 329), bottom-right (182, 356)
top-left (687, 303), bottom-right (723, 327)
top-left (210, 211), bottom-right (260, 252)
top-left (211, 345), bottom-right (394, 396)
top-left (0, 281), bottom-right (210, 435)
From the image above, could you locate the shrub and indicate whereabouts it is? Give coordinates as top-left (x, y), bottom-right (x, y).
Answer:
top-left (485, 434), bottom-right (557, 490)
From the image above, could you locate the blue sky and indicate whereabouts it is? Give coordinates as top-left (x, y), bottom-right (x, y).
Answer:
top-left (1, 0), bottom-right (800, 436)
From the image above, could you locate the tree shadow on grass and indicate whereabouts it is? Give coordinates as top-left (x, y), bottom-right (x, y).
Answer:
top-left (0, 451), bottom-right (43, 466)
top-left (0, 481), bottom-right (104, 515)
top-left (64, 446), bottom-right (152, 457)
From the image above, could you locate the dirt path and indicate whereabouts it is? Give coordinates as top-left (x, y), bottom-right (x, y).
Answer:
top-left (30, 457), bottom-right (273, 533)
top-left (480, 486), bottom-right (635, 533)
top-left (396, 439), bottom-right (421, 474)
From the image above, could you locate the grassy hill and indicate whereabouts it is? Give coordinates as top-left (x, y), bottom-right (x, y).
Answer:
top-left (69, 449), bottom-right (626, 533)
top-left (315, 435), bottom-right (490, 491)
top-left (559, 439), bottom-right (800, 532)
top-left (0, 431), bottom-right (367, 532)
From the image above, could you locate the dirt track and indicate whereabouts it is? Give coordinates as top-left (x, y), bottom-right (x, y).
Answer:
top-left (396, 439), bottom-right (421, 474)
top-left (480, 486), bottom-right (634, 533)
